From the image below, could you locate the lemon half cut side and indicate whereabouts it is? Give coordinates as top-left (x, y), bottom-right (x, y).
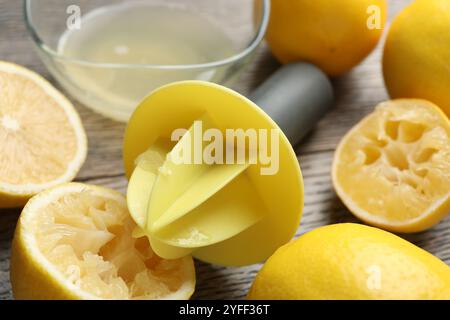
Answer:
top-left (332, 99), bottom-right (450, 233)
top-left (0, 61), bottom-right (87, 208)
top-left (10, 183), bottom-right (195, 300)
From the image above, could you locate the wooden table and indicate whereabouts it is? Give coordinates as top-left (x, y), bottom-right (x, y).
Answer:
top-left (1, 0), bottom-right (448, 300)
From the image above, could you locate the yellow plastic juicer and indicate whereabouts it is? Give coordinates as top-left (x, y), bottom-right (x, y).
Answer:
top-left (124, 63), bottom-right (334, 266)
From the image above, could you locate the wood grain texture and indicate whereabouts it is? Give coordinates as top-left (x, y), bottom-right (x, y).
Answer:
top-left (0, 0), bottom-right (448, 300)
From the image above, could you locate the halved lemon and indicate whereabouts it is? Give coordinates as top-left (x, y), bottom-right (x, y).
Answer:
top-left (332, 99), bottom-right (450, 233)
top-left (0, 61), bottom-right (87, 208)
top-left (10, 183), bottom-right (195, 300)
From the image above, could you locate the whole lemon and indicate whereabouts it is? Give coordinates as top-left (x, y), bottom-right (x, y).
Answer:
top-left (383, 0), bottom-right (450, 117)
top-left (265, 0), bottom-right (387, 76)
top-left (248, 224), bottom-right (450, 300)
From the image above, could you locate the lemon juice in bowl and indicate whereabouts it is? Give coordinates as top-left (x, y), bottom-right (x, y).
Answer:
top-left (55, 2), bottom-right (237, 121)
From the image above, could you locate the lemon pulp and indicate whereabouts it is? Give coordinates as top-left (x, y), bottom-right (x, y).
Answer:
top-left (13, 184), bottom-right (195, 300)
top-left (333, 99), bottom-right (450, 232)
top-left (0, 61), bottom-right (87, 207)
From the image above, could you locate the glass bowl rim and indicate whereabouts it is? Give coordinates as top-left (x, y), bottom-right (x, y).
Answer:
top-left (23, 0), bottom-right (270, 70)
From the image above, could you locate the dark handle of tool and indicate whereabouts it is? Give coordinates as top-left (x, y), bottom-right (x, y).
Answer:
top-left (250, 62), bottom-right (334, 146)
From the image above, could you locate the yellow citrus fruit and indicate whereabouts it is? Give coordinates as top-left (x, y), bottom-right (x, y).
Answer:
top-left (248, 223), bottom-right (450, 300)
top-left (265, 0), bottom-right (387, 76)
top-left (383, 0), bottom-right (450, 118)
top-left (10, 183), bottom-right (195, 300)
top-left (0, 61), bottom-right (87, 208)
top-left (332, 99), bottom-right (450, 233)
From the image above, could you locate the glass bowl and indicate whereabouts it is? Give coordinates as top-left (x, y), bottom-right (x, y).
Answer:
top-left (24, 0), bottom-right (270, 122)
